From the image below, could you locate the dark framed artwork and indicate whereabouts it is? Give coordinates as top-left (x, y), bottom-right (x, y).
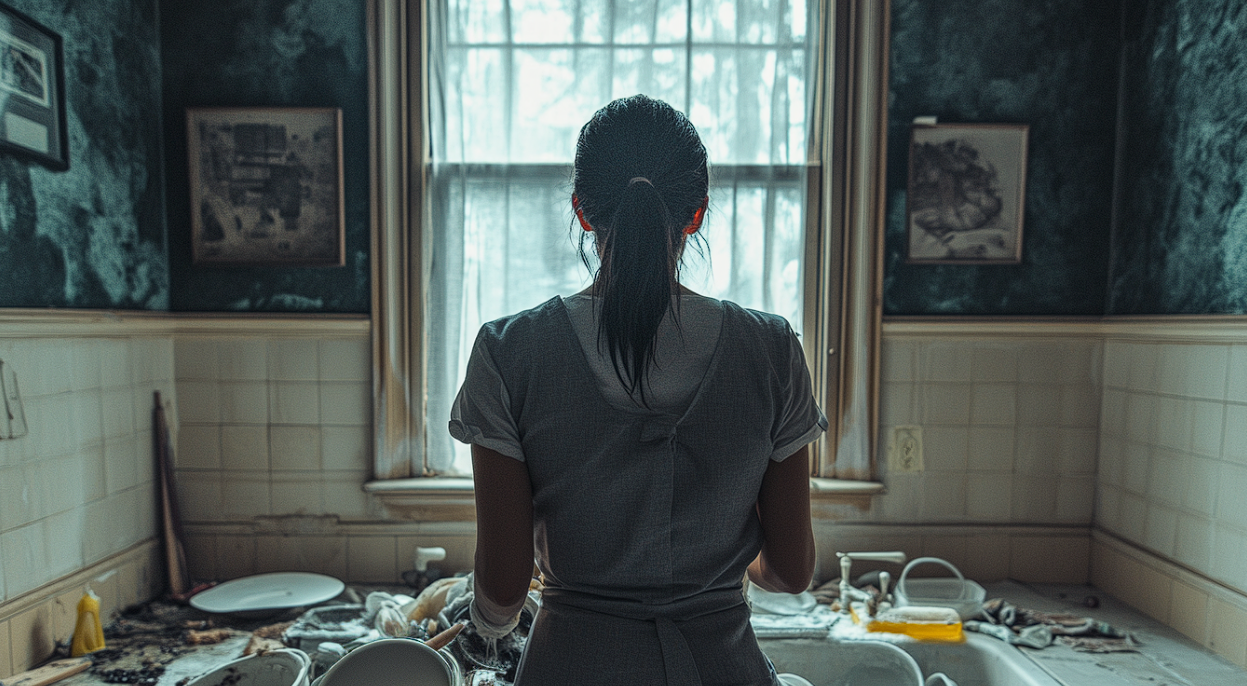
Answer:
top-left (187, 107), bottom-right (345, 266)
top-left (0, 2), bottom-right (68, 170)
top-left (906, 123), bottom-right (1029, 264)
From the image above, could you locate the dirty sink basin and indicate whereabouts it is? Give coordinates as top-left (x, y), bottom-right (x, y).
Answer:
top-left (760, 632), bottom-right (1062, 686)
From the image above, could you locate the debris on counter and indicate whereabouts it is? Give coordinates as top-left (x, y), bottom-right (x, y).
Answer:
top-left (183, 630), bottom-right (233, 646)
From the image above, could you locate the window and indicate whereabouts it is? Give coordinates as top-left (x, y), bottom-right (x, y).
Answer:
top-left (366, 0), bottom-right (889, 493)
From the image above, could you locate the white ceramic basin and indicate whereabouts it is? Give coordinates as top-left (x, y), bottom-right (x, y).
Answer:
top-left (761, 633), bottom-right (1063, 686)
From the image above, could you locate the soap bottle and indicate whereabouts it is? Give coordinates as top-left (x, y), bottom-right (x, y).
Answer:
top-left (71, 588), bottom-right (106, 657)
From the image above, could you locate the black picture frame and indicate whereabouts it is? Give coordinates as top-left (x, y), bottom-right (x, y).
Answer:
top-left (0, 2), bottom-right (68, 171)
top-left (187, 107), bottom-right (346, 266)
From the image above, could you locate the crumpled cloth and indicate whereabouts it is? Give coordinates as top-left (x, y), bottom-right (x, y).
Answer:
top-left (965, 598), bottom-right (1134, 652)
top-left (749, 604), bottom-right (841, 638)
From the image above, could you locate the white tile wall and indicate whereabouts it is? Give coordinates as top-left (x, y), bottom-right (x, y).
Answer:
top-left (0, 335), bottom-right (173, 605)
top-left (874, 336), bottom-right (1101, 526)
top-left (174, 335), bottom-right (374, 532)
top-left (1097, 339), bottom-right (1247, 598)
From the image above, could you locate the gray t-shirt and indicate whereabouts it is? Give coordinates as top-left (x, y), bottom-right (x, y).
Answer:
top-left (450, 293), bottom-right (821, 462)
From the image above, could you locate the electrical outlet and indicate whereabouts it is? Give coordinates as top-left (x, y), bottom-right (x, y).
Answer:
top-left (888, 426), bottom-right (923, 472)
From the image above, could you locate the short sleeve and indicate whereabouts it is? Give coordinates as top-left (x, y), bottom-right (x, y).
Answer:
top-left (448, 330), bottom-right (526, 461)
top-left (770, 326), bottom-right (829, 461)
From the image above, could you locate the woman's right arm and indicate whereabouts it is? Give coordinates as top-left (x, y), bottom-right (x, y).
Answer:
top-left (748, 444), bottom-right (815, 594)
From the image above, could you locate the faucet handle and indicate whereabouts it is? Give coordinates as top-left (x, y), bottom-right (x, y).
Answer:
top-left (836, 551), bottom-right (907, 564)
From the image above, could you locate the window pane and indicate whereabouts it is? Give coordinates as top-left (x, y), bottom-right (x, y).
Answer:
top-left (429, 0), bottom-right (816, 475)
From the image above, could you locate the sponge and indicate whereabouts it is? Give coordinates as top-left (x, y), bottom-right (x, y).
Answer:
top-left (866, 605), bottom-right (964, 643)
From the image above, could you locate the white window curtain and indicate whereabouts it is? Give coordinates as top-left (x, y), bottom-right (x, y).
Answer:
top-left (424, 0), bottom-right (819, 475)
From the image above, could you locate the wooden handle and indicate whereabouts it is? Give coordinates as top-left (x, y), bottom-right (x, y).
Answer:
top-left (423, 621), bottom-right (467, 651)
top-left (2, 657), bottom-right (91, 686)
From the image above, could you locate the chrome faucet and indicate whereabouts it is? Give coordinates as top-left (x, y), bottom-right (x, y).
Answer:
top-left (836, 551), bottom-right (907, 616)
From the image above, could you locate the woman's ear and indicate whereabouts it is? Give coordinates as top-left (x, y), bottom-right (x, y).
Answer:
top-left (684, 196), bottom-right (709, 235)
top-left (572, 195), bottom-right (592, 232)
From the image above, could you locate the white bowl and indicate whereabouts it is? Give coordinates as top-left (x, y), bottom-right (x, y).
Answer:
top-left (314, 638), bottom-right (462, 686)
top-left (185, 648), bottom-right (311, 686)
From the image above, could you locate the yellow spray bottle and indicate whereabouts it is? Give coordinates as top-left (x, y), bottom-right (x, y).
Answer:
top-left (70, 588), bottom-right (105, 657)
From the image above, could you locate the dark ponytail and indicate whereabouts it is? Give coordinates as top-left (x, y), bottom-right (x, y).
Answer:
top-left (573, 95), bottom-right (709, 404)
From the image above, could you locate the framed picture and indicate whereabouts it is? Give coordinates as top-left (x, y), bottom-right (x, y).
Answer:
top-left (187, 107), bottom-right (345, 266)
top-left (0, 2), bottom-right (68, 170)
top-left (906, 123), bottom-right (1028, 264)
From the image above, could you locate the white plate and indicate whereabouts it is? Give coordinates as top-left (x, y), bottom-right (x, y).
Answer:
top-left (190, 572), bottom-right (345, 615)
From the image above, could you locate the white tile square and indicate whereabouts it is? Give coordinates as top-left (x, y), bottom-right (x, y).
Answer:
top-left (1060, 384), bottom-right (1100, 428)
top-left (324, 474), bottom-right (370, 519)
top-left (42, 510), bottom-right (83, 580)
top-left (271, 425), bottom-right (322, 470)
top-left (1014, 427), bottom-right (1060, 474)
top-left (322, 426), bottom-right (370, 471)
top-left (319, 338), bottom-right (370, 382)
top-left (1119, 492), bottom-right (1148, 544)
top-left (1182, 455), bottom-right (1218, 517)
top-left (176, 380), bottom-right (221, 424)
top-left (1016, 383), bottom-right (1063, 427)
top-left (879, 473), bottom-right (922, 521)
top-left (1224, 403), bottom-right (1247, 465)
top-left (176, 424), bottom-right (221, 470)
top-left (881, 340), bottom-right (917, 382)
top-left (1011, 474), bottom-right (1058, 522)
top-left (99, 340), bottom-right (132, 389)
top-left (79, 443), bottom-right (106, 503)
top-left (1126, 343), bottom-right (1160, 393)
top-left (1, 521), bottom-right (48, 598)
top-left (219, 381), bottom-right (269, 424)
top-left (1157, 343), bottom-right (1188, 395)
top-left (1210, 524), bottom-right (1247, 591)
top-left (320, 382), bottom-right (370, 426)
top-left (922, 343), bottom-right (974, 383)
top-left (1146, 447), bottom-right (1184, 507)
top-left (1055, 476), bottom-right (1095, 523)
top-left (1100, 389), bottom-right (1128, 437)
top-left (1103, 340), bottom-right (1129, 390)
top-left (1217, 462), bottom-right (1247, 524)
top-left (919, 426), bottom-right (967, 472)
top-left (1122, 441), bottom-right (1151, 495)
top-left (1095, 483), bottom-right (1122, 533)
top-left (1097, 435), bottom-right (1123, 487)
top-left (1144, 504), bottom-right (1178, 556)
top-left (1229, 344), bottom-right (1247, 404)
top-left (1208, 598), bottom-right (1247, 667)
top-left (1154, 396), bottom-right (1193, 452)
top-left (966, 473), bottom-right (1013, 521)
top-left (174, 339), bottom-right (220, 381)
top-left (970, 345), bottom-right (1018, 383)
top-left (1057, 427), bottom-right (1098, 475)
top-left (347, 536), bottom-right (398, 584)
top-left (221, 425), bottom-right (270, 472)
top-left (69, 341), bottom-right (102, 392)
top-left (921, 383), bottom-right (971, 425)
top-left (221, 475), bottom-right (272, 519)
top-left (175, 472), bottom-right (223, 522)
top-left (1124, 393), bottom-right (1157, 444)
top-left (269, 340), bottom-right (319, 381)
top-left (1016, 343), bottom-right (1065, 385)
top-left (1174, 513), bottom-right (1213, 571)
top-left (101, 388), bottom-right (136, 439)
top-left (270, 381), bottom-right (320, 424)
top-left (1185, 344), bottom-right (1230, 400)
top-left (104, 435), bottom-right (141, 495)
top-left (1168, 580), bottom-right (1210, 644)
top-left (1191, 400), bottom-right (1226, 458)
top-left (968, 427), bottom-right (1014, 471)
top-left (879, 382), bottom-right (916, 426)
top-left (970, 383), bottom-right (1016, 426)
top-left (218, 340), bottom-right (268, 380)
top-left (71, 389), bottom-right (103, 447)
top-left (270, 473), bottom-right (324, 514)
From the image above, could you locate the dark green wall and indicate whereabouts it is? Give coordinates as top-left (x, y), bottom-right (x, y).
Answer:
top-left (1109, 0), bottom-right (1247, 314)
top-left (0, 0), bottom-right (167, 309)
top-left (160, 0), bottom-right (370, 313)
top-left (883, 0), bottom-right (1121, 315)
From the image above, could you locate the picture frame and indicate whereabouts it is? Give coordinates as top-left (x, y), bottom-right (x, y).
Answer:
top-left (906, 123), bottom-right (1029, 264)
top-left (187, 107), bottom-right (345, 266)
top-left (0, 2), bottom-right (69, 170)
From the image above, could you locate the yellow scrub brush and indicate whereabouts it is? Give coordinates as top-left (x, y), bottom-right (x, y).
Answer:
top-left (866, 605), bottom-right (964, 643)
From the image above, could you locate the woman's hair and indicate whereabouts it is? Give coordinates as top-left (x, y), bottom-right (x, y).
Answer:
top-left (573, 94), bottom-right (709, 405)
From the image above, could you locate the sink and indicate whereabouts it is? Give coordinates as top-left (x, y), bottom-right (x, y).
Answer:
top-left (760, 633), bottom-right (1063, 686)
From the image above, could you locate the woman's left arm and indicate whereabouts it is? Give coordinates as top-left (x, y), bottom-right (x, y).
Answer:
top-left (471, 444), bottom-right (535, 629)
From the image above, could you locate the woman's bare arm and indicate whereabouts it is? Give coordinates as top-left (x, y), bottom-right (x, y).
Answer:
top-left (747, 444), bottom-right (815, 594)
top-left (471, 444), bottom-right (535, 622)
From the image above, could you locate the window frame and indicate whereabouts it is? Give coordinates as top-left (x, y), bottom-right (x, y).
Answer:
top-left (363, 0), bottom-right (890, 508)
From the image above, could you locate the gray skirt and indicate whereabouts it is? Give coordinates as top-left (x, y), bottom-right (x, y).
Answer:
top-left (514, 591), bottom-right (781, 686)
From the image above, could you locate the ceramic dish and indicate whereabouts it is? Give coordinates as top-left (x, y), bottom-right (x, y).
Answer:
top-left (185, 648), bottom-right (312, 686)
top-left (190, 572), bottom-right (345, 615)
top-left (312, 638), bottom-right (462, 686)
